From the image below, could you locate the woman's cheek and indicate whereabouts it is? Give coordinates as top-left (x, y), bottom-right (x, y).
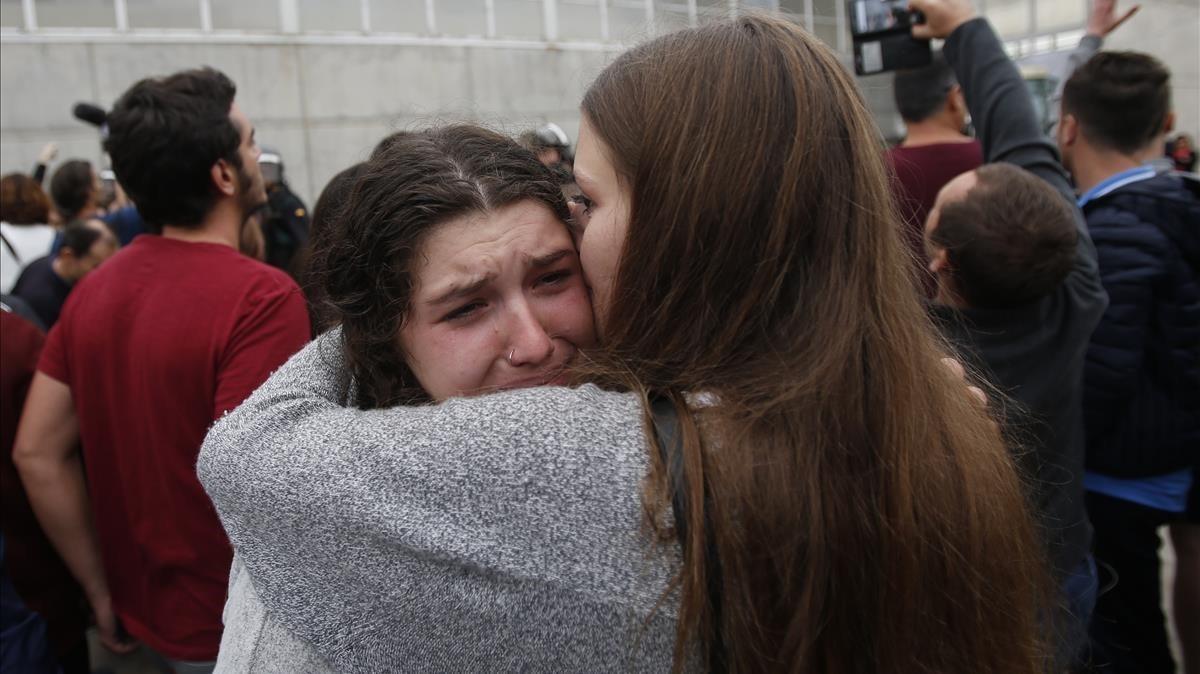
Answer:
top-left (543, 284), bottom-right (597, 348)
top-left (428, 323), bottom-right (500, 397)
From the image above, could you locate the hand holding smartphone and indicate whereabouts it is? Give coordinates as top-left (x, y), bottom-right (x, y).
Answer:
top-left (849, 0), bottom-right (932, 76)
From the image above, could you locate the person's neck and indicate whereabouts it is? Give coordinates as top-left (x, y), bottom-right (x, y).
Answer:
top-left (901, 119), bottom-right (971, 148)
top-left (1070, 144), bottom-right (1149, 195)
top-left (160, 201), bottom-right (242, 248)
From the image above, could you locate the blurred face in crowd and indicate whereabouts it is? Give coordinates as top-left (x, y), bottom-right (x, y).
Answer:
top-left (229, 103), bottom-right (268, 219)
top-left (89, 167), bottom-right (103, 208)
top-left (399, 199), bottom-right (596, 400)
top-left (58, 219), bottom-right (118, 283)
top-left (568, 115), bottom-right (631, 329)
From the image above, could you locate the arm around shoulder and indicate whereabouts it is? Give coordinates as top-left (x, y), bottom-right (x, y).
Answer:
top-left (199, 330), bottom-right (650, 568)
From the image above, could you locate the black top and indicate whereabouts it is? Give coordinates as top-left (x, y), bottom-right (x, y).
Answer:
top-left (11, 256), bottom-right (72, 329)
top-left (1082, 172), bottom-right (1200, 477)
top-left (263, 184), bottom-right (310, 273)
top-left (931, 19), bottom-right (1109, 580)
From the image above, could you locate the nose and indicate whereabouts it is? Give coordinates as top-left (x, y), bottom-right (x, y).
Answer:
top-left (504, 300), bottom-right (554, 367)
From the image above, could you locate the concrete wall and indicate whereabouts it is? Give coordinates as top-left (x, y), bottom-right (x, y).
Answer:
top-left (2, 0), bottom-right (1197, 207)
top-left (0, 39), bottom-right (614, 205)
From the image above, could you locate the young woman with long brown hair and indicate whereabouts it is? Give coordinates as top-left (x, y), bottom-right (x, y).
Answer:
top-left (199, 11), bottom-right (1049, 673)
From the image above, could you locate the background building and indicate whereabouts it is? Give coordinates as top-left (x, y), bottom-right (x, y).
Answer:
top-left (2, 0), bottom-right (1196, 204)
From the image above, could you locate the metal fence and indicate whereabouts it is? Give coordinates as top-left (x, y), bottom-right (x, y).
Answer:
top-left (0, 0), bottom-right (1090, 57)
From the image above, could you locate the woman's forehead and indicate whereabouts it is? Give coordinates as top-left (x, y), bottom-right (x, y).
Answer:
top-left (411, 200), bottom-right (574, 291)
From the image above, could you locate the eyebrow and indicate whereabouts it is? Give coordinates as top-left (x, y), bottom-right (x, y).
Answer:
top-left (423, 250), bottom-right (573, 307)
top-left (529, 249), bottom-right (572, 268)
top-left (426, 275), bottom-right (494, 306)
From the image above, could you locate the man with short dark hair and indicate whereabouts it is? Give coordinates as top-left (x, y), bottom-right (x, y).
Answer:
top-left (48, 161), bottom-right (99, 223)
top-left (11, 219), bottom-right (117, 328)
top-left (13, 67), bottom-right (310, 673)
top-left (911, 0), bottom-right (1109, 666)
top-left (886, 54), bottom-right (982, 295)
top-left (1059, 49), bottom-right (1200, 674)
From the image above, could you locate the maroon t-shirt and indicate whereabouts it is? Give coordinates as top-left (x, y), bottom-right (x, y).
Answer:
top-left (885, 140), bottom-right (983, 296)
top-left (38, 235), bottom-right (310, 661)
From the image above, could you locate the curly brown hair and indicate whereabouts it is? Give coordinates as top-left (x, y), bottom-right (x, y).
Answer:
top-left (0, 173), bottom-right (53, 225)
top-left (308, 125), bottom-right (571, 409)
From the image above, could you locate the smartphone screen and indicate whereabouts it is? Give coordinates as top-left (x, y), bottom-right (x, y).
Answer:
top-left (851, 0), bottom-right (912, 36)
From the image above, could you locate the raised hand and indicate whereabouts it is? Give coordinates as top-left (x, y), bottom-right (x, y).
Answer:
top-left (1087, 0), bottom-right (1139, 37)
top-left (909, 0), bottom-right (978, 41)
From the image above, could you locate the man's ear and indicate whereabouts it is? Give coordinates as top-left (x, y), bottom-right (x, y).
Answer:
top-left (211, 159), bottom-right (237, 197)
top-left (1060, 114), bottom-right (1079, 148)
top-left (927, 247), bottom-right (950, 275)
top-left (947, 85), bottom-right (965, 114)
top-left (1163, 111), bottom-right (1176, 136)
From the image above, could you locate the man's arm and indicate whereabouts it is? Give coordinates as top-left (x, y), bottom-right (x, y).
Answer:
top-left (1052, 1), bottom-right (1138, 121)
top-left (12, 373), bottom-right (136, 654)
top-left (912, 0), bottom-right (1103, 294)
top-left (930, 13), bottom-right (1073, 201)
top-left (31, 142), bottom-right (57, 186)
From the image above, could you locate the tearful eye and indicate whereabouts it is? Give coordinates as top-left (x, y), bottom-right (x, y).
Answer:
top-left (536, 270), bottom-right (572, 287)
top-left (442, 302), bottom-right (484, 322)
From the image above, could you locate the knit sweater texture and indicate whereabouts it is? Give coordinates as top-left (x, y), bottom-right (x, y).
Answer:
top-left (198, 331), bottom-right (685, 672)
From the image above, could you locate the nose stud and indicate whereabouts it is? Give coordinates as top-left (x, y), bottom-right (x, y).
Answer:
top-left (507, 349), bottom-right (515, 365)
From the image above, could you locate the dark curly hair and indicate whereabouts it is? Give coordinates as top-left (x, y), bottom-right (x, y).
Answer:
top-left (308, 125), bottom-right (571, 409)
top-left (104, 67), bottom-right (242, 231)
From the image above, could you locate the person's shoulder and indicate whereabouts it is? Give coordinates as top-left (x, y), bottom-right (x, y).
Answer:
top-left (215, 251), bottom-right (302, 297)
top-left (442, 384), bottom-right (641, 422)
top-left (0, 306), bottom-right (45, 347)
top-left (12, 256), bottom-right (53, 292)
top-left (242, 256), bottom-right (300, 286)
top-left (436, 385), bottom-right (646, 448)
top-left (1088, 177), bottom-right (1196, 237)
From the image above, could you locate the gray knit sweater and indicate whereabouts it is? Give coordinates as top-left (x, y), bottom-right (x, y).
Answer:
top-left (198, 331), bottom-right (685, 672)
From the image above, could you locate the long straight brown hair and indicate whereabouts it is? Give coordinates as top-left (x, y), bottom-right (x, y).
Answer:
top-left (579, 14), bottom-right (1050, 673)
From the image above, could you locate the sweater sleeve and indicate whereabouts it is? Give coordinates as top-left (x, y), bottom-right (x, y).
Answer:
top-left (197, 330), bottom-right (670, 669)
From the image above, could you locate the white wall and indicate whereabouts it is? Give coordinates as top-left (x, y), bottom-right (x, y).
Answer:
top-left (0, 39), bottom-right (613, 205)
top-left (2, 0), bottom-right (1197, 208)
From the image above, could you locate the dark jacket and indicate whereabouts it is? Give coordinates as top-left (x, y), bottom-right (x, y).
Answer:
top-left (931, 18), bottom-right (1108, 580)
top-left (1083, 172), bottom-right (1200, 477)
top-left (933, 19), bottom-right (1108, 583)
